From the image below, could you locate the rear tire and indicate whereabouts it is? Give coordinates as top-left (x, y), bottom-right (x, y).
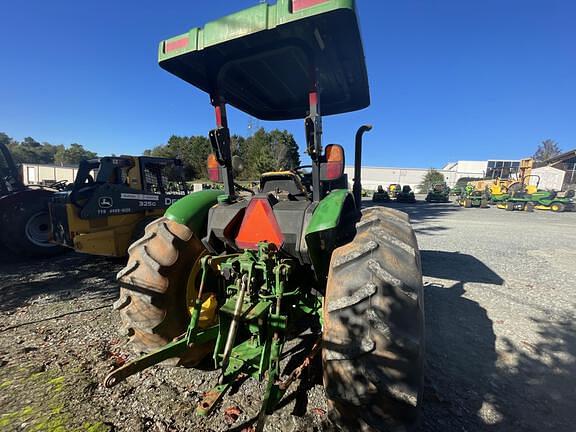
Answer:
top-left (115, 217), bottom-right (213, 366)
top-left (525, 202), bottom-right (535, 212)
top-left (323, 206), bottom-right (424, 432)
top-left (506, 202), bottom-right (514, 211)
top-left (0, 195), bottom-right (66, 257)
top-left (550, 202), bottom-right (565, 213)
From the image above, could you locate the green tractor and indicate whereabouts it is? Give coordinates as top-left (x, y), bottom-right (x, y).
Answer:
top-left (372, 184), bottom-right (391, 202)
top-left (497, 190), bottom-right (575, 212)
top-left (105, 2), bottom-right (424, 432)
top-left (425, 183), bottom-right (450, 203)
top-left (458, 184), bottom-right (489, 208)
top-left (396, 185), bottom-right (417, 203)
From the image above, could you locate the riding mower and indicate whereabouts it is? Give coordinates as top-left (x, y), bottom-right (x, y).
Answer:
top-left (48, 156), bottom-right (188, 257)
top-left (497, 190), bottom-right (574, 212)
top-left (489, 175), bottom-right (540, 204)
top-left (388, 183), bottom-right (402, 199)
top-left (458, 184), bottom-right (489, 208)
top-left (372, 184), bottom-right (390, 202)
top-left (396, 185), bottom-right (417, 203)
top-left (106, 3), bottom-right (424, 432)
top-left (425, 183), bottom-right (450, 203)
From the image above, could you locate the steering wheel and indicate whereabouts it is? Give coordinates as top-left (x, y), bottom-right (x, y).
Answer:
top-left (291, 165), bottom-right (312, 175)
top-left (50, 180), bottom-right (68, 190)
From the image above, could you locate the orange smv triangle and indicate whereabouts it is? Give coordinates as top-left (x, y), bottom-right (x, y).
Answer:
top-left (236, 198), bottom-right (285, 250)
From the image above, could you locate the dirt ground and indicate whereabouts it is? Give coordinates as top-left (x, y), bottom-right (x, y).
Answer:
top-left (1, 199), bottom-right (575, 432)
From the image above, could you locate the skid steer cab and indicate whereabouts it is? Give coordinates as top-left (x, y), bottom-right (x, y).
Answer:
top-left (49, 156), bottom-right (188, 257)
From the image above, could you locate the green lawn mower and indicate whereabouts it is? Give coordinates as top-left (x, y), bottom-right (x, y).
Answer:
top-left (425, 183), bottom-right (450, 203)
top-left (388, 183), bottom-right (402, 199)
top-left (396, 185), bottom-right (417, 203)
top-left (497, 190), bottom-right (574, 212)
top-left (458, 187), bottom-right (489, 208)
top-left (372, 184), bottom-right (390, 202)
top-left (105, 2), bottom-right (424, 432)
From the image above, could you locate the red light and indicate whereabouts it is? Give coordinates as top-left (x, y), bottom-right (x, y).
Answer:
top-left (207, 153), bottom-right (222, 183)
top-left (165, 37), bottom-right (189, 53)
top-left (236, 199), bottom-right (284, 250)
top-left (324, 144), bottom-right (344, 180)
top-left (292, 0), bottom-right (329, 12)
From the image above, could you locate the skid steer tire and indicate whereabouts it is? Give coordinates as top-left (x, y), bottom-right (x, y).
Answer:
top-left (115, 216), bottom-right (211, 366)
top-left (323, 206), bottom-right (424, 432)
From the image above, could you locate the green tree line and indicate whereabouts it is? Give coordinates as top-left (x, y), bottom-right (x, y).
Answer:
top-left (0, 132), bottom-right (97, 166)
top-left (144, 127), bottom-right (301, 180)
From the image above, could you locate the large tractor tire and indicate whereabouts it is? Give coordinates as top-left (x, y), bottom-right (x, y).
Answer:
top-left (550, 202), bottom-right (565, 213)
top-left (323, 206), bottom-right (424, 432)
top-left (0, 194), bottom-right (66, 257)
top-left (115, 217), bottom-right (215, 366)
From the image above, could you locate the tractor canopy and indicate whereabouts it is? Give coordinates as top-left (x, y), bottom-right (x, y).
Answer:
top-left (158, 0), bottom-right (369, 120)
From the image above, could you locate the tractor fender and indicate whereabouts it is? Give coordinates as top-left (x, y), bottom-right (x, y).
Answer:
top-left (304, 189), bottom-right (357, 281)
top-left (0, 188), bottom-right (55, 215)
top-left (305, 189), bottom-right (353, 235)
top-left (164, 189), bottom-right (224, 234)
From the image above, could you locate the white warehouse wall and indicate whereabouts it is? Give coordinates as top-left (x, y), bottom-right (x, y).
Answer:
top-left (344, 166), bottom-right (484, 191)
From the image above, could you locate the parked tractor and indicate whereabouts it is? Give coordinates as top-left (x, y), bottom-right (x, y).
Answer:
top-left (48, 156), bottom-right (188, 257)
top-left (372, 184), bottom-right (390, 202)
top-left (458, 184), bottom-right (489, 208)
top-left (105, 2), bottom-right (424, 432)
top-left (396, 185), bottom-right (417, 203)
top-left (425, 183), bottom-right (450, 203)
top-left (497, 190), bottom-right (574, 212)
top-left (388, 183), bottom-right (402, 198)
top-left (0, 142), bottom-right (67, 256)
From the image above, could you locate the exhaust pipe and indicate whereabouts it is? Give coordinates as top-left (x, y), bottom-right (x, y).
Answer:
top-left (353, 125), bottom-right (372, 210)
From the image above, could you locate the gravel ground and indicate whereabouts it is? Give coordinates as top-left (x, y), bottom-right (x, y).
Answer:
top-left (1, 198), bottom-right (575, 432)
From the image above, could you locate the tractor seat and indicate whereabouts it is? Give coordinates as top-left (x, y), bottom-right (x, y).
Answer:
top-left (260, 171), bottom-right (308, 198)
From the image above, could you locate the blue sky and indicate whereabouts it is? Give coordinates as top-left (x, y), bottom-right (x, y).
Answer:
top-left (1, 0), bottom-right (574, 168)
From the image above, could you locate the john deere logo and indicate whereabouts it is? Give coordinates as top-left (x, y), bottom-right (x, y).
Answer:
top-left (99, 197), bottom-right (113, 208)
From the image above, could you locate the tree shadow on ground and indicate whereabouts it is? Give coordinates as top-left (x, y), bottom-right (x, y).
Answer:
top-left (420, 250), bottom-right (575, 432)
top-left (490, 318), bottom-right (576, 432)
top-left (0, 251), bottom-right (124, 312)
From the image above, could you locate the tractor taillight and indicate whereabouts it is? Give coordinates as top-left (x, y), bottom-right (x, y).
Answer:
top-left (207, 153), bottom-right (222, 183)
top-left (236, 198), bottom-right (284, 250)
top-left (164, 37), bottom-right (189, 53)
top-left (291, 0), bottom-right (329, 13)
top-left (324, 144), bottom-right (344, 180)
